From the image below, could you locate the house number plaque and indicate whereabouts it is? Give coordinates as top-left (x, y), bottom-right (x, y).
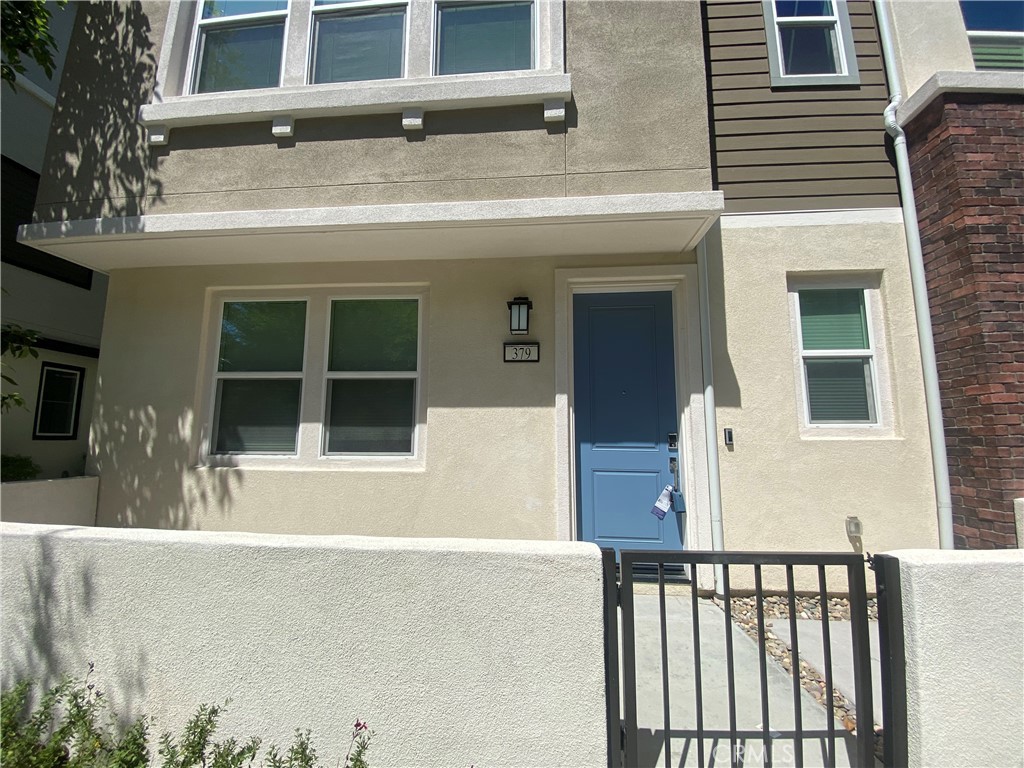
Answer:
top-left (504, 342), bottom-right (540, 362)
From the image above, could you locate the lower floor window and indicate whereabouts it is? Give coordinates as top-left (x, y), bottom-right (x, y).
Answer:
top-left (795, 287), bottom-right (878, 425)
top-left (208, 290), bottom-right (423, 460)
top-left (34, 362), bottom-right (86, 440)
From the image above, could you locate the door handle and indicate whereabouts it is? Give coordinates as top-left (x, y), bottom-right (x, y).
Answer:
top-left (669, 457), bottom-right (685, 512)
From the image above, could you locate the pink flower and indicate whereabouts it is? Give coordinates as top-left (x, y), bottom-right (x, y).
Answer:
top-left (354, 719), bottom-right (369, 732)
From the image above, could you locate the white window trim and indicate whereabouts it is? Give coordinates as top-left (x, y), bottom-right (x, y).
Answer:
top-left (199, 285), bottom-right (429, 471)
top-left (762, 0), bottom-right (861, 87)
top-left (787, 274), bottom-right (895, 439)
top-left (143, 0), bottom-right (568, 144)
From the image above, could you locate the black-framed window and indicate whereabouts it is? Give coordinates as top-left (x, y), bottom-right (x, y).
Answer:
top-left (33, 362), bottom-right (86, 440)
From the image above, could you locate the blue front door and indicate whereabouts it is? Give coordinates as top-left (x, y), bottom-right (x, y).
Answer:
top-left (573, 291), bottom-right (683, 556)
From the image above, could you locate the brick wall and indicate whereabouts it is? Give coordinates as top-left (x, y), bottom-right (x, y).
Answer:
top-left (907, 92), bottom-right (1023, 549)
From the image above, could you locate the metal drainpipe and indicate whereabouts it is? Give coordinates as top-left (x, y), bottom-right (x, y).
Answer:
top-left (697, 225), bottom-right (727, 590)
top-left (874, 0), bottom-right (955, 549)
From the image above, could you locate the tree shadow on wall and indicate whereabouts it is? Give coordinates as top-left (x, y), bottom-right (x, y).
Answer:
top-left (89, 376), bottom-right (243, 530)
top-left (2, 531), bottom-right (148, 727)
top-left (35, 2), bottom-right (163, 222)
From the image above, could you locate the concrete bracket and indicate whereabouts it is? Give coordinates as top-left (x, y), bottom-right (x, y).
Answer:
top-left (402, 107), bottom-right (424, 131)
top-left (543, 98), bottom-right (566, 123)
top-left (147, 124), bottom-right (169, 145)
top-left (272, 115), bottom-right (295, 138)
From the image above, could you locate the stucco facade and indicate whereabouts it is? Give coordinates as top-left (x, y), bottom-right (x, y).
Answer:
top-left (713, 213), bottom-right (938, 556)
top-left (16, 0), bottom-right (950, 570)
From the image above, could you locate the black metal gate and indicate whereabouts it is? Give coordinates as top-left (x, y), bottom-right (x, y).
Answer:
top-left (603, 549), bottom-right (886, 768)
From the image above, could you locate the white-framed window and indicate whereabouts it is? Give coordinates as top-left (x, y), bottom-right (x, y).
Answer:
top-left (180, 0), bottom-right (548, 94)
top-left (793, 286), bottom-right (879, 426)
top-left (762, 0), bottom-right (860, 87)
top-left (311, 0), bottom-right (410, 84)
top-left (434, 1), bottom-right (534, 75)
top-left (188, 1), bottom-right (290, 94)
top-left (144, 0), bottom-right (568, 139)
top-left (323, 298), bottom-right (419, 455)
top-left (203, 287), bottom-right (426, 466)
top-left (959, 0), bottom-right (1024, 71)
top-left (33, 362), bottom-right (86, 441)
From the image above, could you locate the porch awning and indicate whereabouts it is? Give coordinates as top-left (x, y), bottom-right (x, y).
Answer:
top-left (18, 192), bottom-right (725, 272)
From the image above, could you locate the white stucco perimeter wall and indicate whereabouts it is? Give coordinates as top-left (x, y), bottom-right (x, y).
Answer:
top-left (0, 523), bottom-right (607, 767)
top-left (1, 476), bottom-right (98, 526)
top-left (889, 548), bottom-right (1024, 767)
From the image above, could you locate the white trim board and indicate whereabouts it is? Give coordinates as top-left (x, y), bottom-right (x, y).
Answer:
top-left (722, 208), bottom-right (904, 229)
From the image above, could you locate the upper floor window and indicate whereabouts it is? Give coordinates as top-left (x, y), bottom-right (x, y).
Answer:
top-left (959, 0), bottom-right (1024, 71)
top-left (192, 1), bottom-right (289, 93)
top-left (145, 0), bottom-right (569, 139)
top-left (762, 0), bottom-right (860, 87)
top-left (312, 1), bottom-right (408, 84)
top-left (187, 0), bottom-right (539, 95)
top-left (435, 1), bottom-right (533, 75)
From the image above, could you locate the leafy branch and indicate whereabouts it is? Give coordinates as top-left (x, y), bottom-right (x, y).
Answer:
top-left (1, 323), bottom-right (40, 414)
top-left (1, 0), bottom-right (67, 90)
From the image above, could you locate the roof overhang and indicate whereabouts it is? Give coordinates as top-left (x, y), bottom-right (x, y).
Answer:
top-left (18, 192), bottom-right (725, 272)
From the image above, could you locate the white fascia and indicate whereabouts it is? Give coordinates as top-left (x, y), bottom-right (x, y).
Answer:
top-left (18, 192), bottom-right (726, 271)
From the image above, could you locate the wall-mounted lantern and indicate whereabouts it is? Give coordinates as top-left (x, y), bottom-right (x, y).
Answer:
top-left (507, 296), bottom-right (533, 336)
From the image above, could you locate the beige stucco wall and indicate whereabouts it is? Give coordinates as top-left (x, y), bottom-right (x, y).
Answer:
top-left (91, 250), bottom-right (685, 535)
top-left (883, 1), bottom-right (975, 97)
top-left (0, 522), bottom-right (607, 767)
top-left (711, 215), bottom-right (939, 564)
top-left (34, 1), bottom-right (712, 222)
top-left (1, 349), bottom-right (98, 480)
top-left (0, 476), bottom-right (97, 525)
top-left (890, 548), bottom-right (1024, 767)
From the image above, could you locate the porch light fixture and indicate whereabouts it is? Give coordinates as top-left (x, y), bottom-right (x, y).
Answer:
top-left (507, 296), bottom-right (533, 336)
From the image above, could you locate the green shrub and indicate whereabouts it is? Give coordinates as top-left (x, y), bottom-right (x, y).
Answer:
top-left (1, 454), bottom-right (42, 482)
top-left (0, 666), bottom-right (372, 768)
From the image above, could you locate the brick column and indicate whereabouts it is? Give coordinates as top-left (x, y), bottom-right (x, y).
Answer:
top-left (906, 93), bottom-right (1023, 549)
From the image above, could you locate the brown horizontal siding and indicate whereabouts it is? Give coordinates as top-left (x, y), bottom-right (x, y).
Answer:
top-left (715, 100), bottom-right (883, 119)
top-left (711, 69), bottom-right (888, 90)
top-left (719, 161), bottom-right (895, 182)
top-left (719, 144), bottom-right (892, 164)
top-left (716, 131), bottom-right (883, 151)
top-left (714, 83), bottom-right (890, 103)
top-left (705, 0), bottom-right (898, 213)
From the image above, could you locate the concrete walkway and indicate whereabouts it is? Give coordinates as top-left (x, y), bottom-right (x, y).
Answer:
top-left (768, 618), bottom-right (882, 726)
top-left (628, 594), bottom-right (862, 767)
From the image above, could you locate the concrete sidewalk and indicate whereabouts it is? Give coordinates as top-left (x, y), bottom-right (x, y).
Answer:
top-left (768, 618), bottom-right (882, 726)
top-left (628, 594), bottom-right (863, 767)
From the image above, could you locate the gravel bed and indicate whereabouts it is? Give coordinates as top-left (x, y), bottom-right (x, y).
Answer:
top-left (722, 594), bottom-right (878, 622)
top-left (711, 595), bottom-right (885, 761)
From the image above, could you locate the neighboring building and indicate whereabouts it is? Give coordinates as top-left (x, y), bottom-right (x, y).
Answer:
top-left (18, 0), bottom-right (960, 561)
top-left (883, 0), bottom-right (1023, 548)
top-left (1, 1), bottom-right (109, 480)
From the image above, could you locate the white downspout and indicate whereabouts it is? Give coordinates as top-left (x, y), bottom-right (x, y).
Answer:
top-left (874, 0), bottom-right (955, 549)
top-left (697, 225), bottom-right (727, 589)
